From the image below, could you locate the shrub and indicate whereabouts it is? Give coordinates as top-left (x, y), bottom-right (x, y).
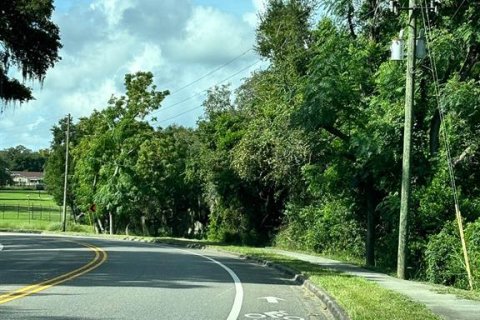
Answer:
top-left (275, 199), bottom-right (364, 259)
top-left (425, 219), bottom-right (480, 290)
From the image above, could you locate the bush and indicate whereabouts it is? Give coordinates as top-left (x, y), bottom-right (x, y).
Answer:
top-left (275, 199), bottom-right (364, 259)
top-left (425, 219), bottom-right (480, 290)
top-left (207, 204), bottom-right (262, 245)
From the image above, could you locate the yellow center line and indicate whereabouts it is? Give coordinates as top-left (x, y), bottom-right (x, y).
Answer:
top-left (0, 241), bottom-right (108, 305)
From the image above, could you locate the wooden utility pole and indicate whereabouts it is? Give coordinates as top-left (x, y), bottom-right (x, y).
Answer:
top-left (397, 0), bottom-right (417, 280)
top-left (62, 114), bottom-right (70, 232)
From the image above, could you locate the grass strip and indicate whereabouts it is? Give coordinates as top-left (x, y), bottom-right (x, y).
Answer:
top-left (0, 220), bottom-right (92, 233)
top-left (0, 189), bottom-right (57, 206)
top-left (214, 246), bottom-right (440, 320)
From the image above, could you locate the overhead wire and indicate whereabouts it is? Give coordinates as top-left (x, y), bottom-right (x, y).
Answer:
top-left (420, 0), bottom-right (459, 208)
top-left (421, 0), bottom-right (474, 289)
top-left (155, 59), bottom-right (262, 113)
top-left (452, 0), bottom-right (467, 20)
top-left (168, 48), bottom-right (253, 97)
top-left (151, 59), bottom-right (263, 124)
top-left (0, 50), bottom-right (261, 134)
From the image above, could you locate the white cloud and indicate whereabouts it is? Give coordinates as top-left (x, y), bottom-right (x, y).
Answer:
top-left (244, 0), bottom-right (268, 28)
top-left (167, 6), bottom-right (254, 64)
top-left (27, 117), bottom-right (46, 131)
top-left (0, 0), bottom-right (262, 150)
top-left (127, 43), bottom-right (164, 74)
top-left (91, 0), bottom-right (133, 28)
top-left (252, 0), bottom-right (268, 14)
top-left (59, 78), bottom-right (119, 118)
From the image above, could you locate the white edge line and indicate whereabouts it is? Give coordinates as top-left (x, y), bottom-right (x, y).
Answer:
top-left (178, 248), bottom-right (244, 320)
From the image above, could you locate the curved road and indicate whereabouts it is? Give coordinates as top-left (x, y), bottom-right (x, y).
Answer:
top-left (0, 233), bottom-right (331, 320)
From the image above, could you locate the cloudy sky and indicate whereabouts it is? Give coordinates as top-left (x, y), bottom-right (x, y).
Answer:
top-left (0, 0), bottom-right (268, 150)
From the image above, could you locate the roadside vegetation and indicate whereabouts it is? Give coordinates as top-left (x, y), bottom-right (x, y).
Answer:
top-left (2, 0), bottom-right (479, 296)
top-left (46, 0), bottom-right (480, 291)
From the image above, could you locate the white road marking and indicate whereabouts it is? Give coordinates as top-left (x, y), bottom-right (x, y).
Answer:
top-left (0, 243), bottom-right (3, 251)
top-left (245, 310), bottom-right (305, 319)
top-left (179, 248), bottom-right (244, 320)
top-left (259, 296), bottom-right (286, 304)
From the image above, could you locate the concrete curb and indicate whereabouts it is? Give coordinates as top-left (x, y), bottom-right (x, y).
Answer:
top-left (236, 255), bottom-right (350, 320)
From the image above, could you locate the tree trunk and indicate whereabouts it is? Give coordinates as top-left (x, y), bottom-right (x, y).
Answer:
top-left (97, 218), bottom-right (104, 233)
top-left (141, 215), bottom-right (149, 236)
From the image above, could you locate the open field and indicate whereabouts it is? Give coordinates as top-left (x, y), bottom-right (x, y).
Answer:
top-left (0, 189), bottom-right (57, 206)
top-left (0, 209), bottom-right (63, 222)
top-left (0, 189), bottom-right (73, 230)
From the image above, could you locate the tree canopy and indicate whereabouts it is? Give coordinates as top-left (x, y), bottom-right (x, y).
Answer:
top-left (0, 145), bottom-right (49, 171)
top-left (0, 0), bottom-right (61, 106)
top-left (43, 0), bottom-right (480, 291)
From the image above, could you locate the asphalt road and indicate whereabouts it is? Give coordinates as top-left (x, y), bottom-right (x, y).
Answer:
top-left (0, 233), bottom-right (331, 320)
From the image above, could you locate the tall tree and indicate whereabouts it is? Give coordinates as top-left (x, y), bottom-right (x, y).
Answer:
top-left (72, 72), bottom-right (168, 234)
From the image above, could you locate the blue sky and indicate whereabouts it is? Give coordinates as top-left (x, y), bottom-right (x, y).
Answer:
top-left (0, 0), bottom-right (267, 150)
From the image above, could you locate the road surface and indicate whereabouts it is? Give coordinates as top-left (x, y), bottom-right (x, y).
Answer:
top-left (0, 233), bottom-right (331, 319)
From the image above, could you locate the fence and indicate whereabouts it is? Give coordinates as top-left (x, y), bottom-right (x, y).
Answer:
top-left (0, 204), bottom-right (71, 222)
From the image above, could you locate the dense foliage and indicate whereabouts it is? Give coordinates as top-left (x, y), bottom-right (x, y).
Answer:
top-left (0, 157), bottom-right (11, 186)
top-left (0, 0), bottom-right (61, 106)
top-left (0, 145), bottom-right (49, 172)
top-left (44, 0), bottom-right (480, 289)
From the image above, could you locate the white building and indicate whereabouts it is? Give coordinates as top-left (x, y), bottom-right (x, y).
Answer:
top-left (10, 171), bottom-right (44, 187)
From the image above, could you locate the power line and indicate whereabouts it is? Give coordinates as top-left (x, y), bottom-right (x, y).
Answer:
top-left (169, 48), bottom-right (253, 96)
top-left (421, 0), bottom-right (474, 290)
top-left (421, 1), bottom-right (459, 207)
top-left (452, 0), bottom-right (467, 19)
top-left (1, 54), bottom-right (262, 135)
top-left (150, 59), bottom-right (263, 122)
top-left (156, 104), bottom-right (204, 124)
top-left (159, 59), bottom-right (262, 112)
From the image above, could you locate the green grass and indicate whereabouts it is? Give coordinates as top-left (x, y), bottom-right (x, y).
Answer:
top-left (4, 230), bottom-right (464, 319)
top-left (0, 189), bottom-right (57, 206)
top-left (0, 219), bottom-right (92, 233)
top-left (0, 219), bottom-right (55, 231)
top-left (212, 246), bottom-right (440, 320)
top-left (0, 189), bottom-right (80, 234)
top-left (0, 189), bottom-right (68, 228)
top-left (0, 210), bottom-right (62, 221)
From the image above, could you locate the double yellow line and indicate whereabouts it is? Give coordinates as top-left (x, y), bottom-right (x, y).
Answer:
top-left (0, 241), bottom-right (107, 305)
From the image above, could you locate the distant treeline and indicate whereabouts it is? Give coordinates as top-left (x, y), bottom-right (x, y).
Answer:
top-left (0, 145), bottom-right (49, 172)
